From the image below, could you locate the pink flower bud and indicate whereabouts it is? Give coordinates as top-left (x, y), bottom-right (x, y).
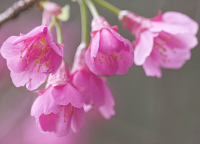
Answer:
top-left (43, 1), bottom-right (62, 16)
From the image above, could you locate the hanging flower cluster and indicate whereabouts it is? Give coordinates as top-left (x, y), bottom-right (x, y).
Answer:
top-left (0, 0), bottom-right (198, 137)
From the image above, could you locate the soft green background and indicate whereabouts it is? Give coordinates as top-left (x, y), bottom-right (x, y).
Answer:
top-left (0, 0), bottom-right (200, 144)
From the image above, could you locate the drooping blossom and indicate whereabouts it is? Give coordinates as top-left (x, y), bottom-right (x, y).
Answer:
top-left (1, 25), bottom-right (63, 90)
top-left (0, 116), bottom-right (85, 144)
top-left (72, 43), bottom-right (115, 119)
top-left (41, 1), bottom-right (62, 25)
top-left (85, 16), bottom-right (134, 76)
top-left (119, 10), bottom-right (198, 78)
top-left (31, 61), bottom-right (85, 137)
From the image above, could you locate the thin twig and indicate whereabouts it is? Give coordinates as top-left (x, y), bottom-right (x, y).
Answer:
top-left (0, 0), bottom-right (41, 27)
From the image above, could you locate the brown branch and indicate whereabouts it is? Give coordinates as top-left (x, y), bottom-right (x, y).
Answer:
top-left (0, 0), bottom-right (41, 27)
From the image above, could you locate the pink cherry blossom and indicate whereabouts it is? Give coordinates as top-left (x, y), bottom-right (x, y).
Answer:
top-left (85, 16), bottom-right (134, 76)
top-left (0, 116), bottom-right (85, 144)
top-left (1, 25), bottom-right (63, 90)
top-left (119, 10), bottom-right (198, 78)
top-left (31, 61), bottom-right (85, 137)
top-left (72, 43), bottom-right (115, 119)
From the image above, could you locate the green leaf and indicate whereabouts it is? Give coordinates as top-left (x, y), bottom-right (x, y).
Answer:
top-left (57, 5), bottom-right (70, 22)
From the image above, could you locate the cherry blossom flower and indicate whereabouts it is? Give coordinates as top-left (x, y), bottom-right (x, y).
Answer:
top-left (72, 43), bottom-right (115, 119)
top-left (119, 11), bottom-right (198, 78)
top-left (31, 61), bottom-right (85, 137)
top-left (1, 25), bottom-right (63, 90)
top-left (0, 116), bottom-right (84, 144)
top-left (85, 16), bottom-right (134, 76)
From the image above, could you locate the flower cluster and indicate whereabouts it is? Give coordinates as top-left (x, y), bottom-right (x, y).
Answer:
top-left (0, 0), bottom-right (198, 138)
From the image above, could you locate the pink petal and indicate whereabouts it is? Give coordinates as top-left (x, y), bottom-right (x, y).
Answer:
top-left (91, 31), bottom-right (100, 58)
top-left (142, 56), bottom-right (162, 78)
top-left (31, 86), bottom-right (61, 118)
top-left (11, 64), bottom-right (47, 91)
top-left (116, 40), bottom-right (134, 75)
top-left (53, 107), bottom-right (72, 137)
top-left (13, 25), bottom-right (46, 45)
top-left (98, 28), bottom-right (124, 55)
top-left (72, 70), bottom-right (105, 108)
top-left (162, 11), bottom-right (199, 35)
top-left (134, 30), bottom-right (155, 65)
top-left (174, 33), bottom-right (198, 49)
top-left (85, 48), bottom-right (99, 75)
top-left (42, 48), bottom-right (63, 75)
top-left (150, 22), bottom-right (190, 34)
top-left (109, 28), bottom-right (130, 51)
top-left (51, 83), bottom-right (84, 108)
top-left (38, 111), bottom-right (71, 137)
top-left (99, 84), bottom-right (115, 119)
top-left (46, 30), bottom-right (64, 56)
top-left (1, 36), bottom-right (27, 73)
top-left (159, 48), bottom-right (191, 69)
top-left (71, 107), bottom-right (85, 133)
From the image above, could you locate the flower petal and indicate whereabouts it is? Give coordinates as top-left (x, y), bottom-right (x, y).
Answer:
top-left (99, 84), bottom-right (115, 119)
top-left (52, 84), bottom-right (84, 108)
top-left (150, 22), bottom-right (190, 34)
top-left (116, 40), bottom-right (134, 75)
top-left (13, 25), bottom-right (46, 45)
top-left (46, 30), bottom-right (64, 57)
top-left (71, 107), bottom-right (85, 133)
top-left (98, 28), bottom-right (124, 55)
top-left (1, 36), bottom-right (27, 73)
top-left (91, 31), bottom-right (100, 58)
top-left (134, 30), bottom-right (155, 65)
top-left (31, 86), bottom-right (61, 118)
top-left (142, 56), bottom-right (162, 78)
top-left (162, 11), bottom-right (199, 35)
top-left (73, 70), bottom-right (105, 108)
top-left (10, 64), bottom-right (47, 91)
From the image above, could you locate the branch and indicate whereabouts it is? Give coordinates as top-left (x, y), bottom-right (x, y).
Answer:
top-left (0, 0), bottom-right (41, 27)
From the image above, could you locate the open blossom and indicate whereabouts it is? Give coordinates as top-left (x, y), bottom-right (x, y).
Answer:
top-left (31, 61), bottom-right (85, 137)
top-left (1, 116), bottom-right (84, 144)
top-left (72, 43), bottom-right (115, 119)
top-left (119, 11), bottom-right (198, 78)
top-left (85, 16), bottom-right (134, 76)
top-left (1, 25), bottom-right (63, 90)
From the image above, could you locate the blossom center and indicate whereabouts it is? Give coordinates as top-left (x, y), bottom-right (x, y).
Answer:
top-left (41, 104), bottom-right (75, 125)
top-left (19, 35), bottom-right (53, 72)
top-left (153, 32), bottom-right (181, 63)
top-left (97, 52), bottom-right (123, 65)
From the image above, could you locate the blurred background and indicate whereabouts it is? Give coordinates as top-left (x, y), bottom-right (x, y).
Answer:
top-left (0, 0), bottom-right (200, 144)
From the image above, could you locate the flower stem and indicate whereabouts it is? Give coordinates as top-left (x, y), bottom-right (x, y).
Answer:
top-left (84, 0), bottom-right (99, 18)
top-left (80, 0), bottom-right (89, 45)
top-left (93, 0), bottom-right (121, 16)
top-left (55, 18), bottom-right (63, 44)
